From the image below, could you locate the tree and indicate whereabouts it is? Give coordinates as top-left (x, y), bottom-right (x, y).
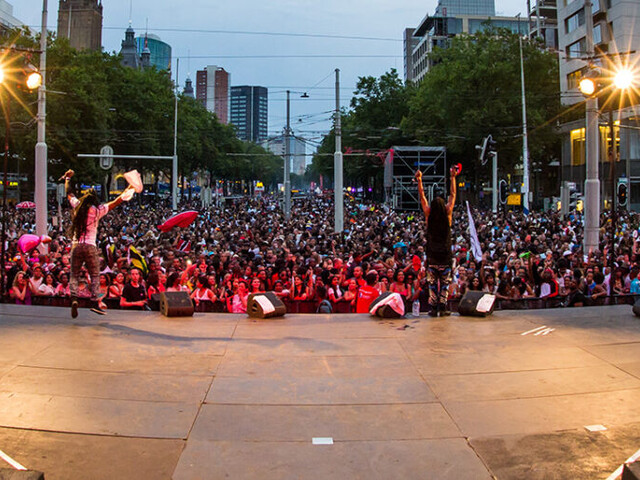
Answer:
top-left (402, 27), bottom-right (561, 181)
top-left (310, 69), bottom-right (415, 197)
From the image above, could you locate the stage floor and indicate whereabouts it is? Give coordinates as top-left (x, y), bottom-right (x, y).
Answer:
top-left (0, 304), bottom-right (639, 479)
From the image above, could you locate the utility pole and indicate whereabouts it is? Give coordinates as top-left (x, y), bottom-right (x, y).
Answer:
top-left (172, 58), bottom-right (179, 211)
top-left (519, 32), bottom-right (530, 213)
top-left (284, 90), bottom-right (291, 221)
top-left (492, 151), bottom-right (498, 213)
top-left (35, 0), bottom-right (48, 248)
top-left (334, 69), bottom-right (343, 233)
top-left (583, 0), bottom-right (600, 255)
top-left (609, 109), bottom-right (617, 268)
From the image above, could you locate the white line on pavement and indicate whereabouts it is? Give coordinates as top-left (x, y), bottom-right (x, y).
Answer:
top-left (521, 326), bottom-right (547, 336)
top-left (0, 449), bottom-right (27, 470)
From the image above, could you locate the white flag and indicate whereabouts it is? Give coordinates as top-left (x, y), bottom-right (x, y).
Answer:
top-left (466, 201), bottom-right (483, 262)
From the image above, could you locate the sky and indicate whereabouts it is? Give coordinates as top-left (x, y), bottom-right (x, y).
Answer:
top-left (15, 0), bottom-right (524, 152)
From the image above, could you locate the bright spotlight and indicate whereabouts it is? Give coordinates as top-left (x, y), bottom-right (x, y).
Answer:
top-left (614, 69), bottom-right (634, 90)
top-left (0, 68), bottom-right (4, 84)
top-left (25, 71), bottom-right (42, 90)
top-left (579, 77), bottom-right (597, 96)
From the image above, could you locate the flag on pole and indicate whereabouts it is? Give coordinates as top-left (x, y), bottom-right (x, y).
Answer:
top-left (466, 201), bottom-right (483, 262)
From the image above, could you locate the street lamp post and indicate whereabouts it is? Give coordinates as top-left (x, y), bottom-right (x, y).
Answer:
top-left (35, 0), bottom-right (48, 248)
top-left (0, 55), bottom-right (42, 298)
top-left (1, 97), bottom-right (10, 298)
top-left (284, 90), bottom-right (291, 221)
top-left (334, 68), bottom-right (343, 233)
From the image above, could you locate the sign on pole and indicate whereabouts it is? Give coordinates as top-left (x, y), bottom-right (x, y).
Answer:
top-left (100, 145), bottom-right (113, 170)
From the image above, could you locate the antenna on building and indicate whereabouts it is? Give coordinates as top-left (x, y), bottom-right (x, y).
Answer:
top-left (128, 0), bottom-right (133, 27)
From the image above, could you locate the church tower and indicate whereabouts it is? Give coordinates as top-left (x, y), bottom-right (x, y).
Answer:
top-left (57, 0), bottom-right (103, 51)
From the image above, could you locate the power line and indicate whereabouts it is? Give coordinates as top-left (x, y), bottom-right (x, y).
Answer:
top-left (100, 26), bottom-right (402, 42)
top-left (177, 54), bottom-right (400, 59)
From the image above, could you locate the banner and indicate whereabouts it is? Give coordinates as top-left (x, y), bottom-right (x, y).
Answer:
top-left (466, 201), bottom-right (483, 262)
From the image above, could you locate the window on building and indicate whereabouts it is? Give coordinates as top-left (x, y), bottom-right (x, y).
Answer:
top-left (567, 69), bottom-right (584, 90)
top-left (593, 24), bottom-right (602, 45)
top-left (592, 0), bottom-right (600, 13)
top-left (567, 38), bottom-right (586, 59)
top-left (570, 128), bottom-right (586, 166)
top-left (565, 9), bottom-right (585, 34)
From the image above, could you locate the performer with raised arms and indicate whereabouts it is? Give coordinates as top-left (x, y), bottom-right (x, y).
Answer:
top-left (415, 165), bottom-right (458, 317)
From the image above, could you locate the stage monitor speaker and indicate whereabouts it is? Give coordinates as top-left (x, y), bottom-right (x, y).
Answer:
top-left (623, 461), bottom-right (640, 480)
top-left (247, 292), bottom-right (286, 318)
top-left (369, 292), bottom-right (405, 318)
top-left (458, 290), bottom-right (496, 317)
top-left (632, 298), bottom-right (640, 318)
top-left (0, 469), bottom-right (45, 480)
top-left (160, 291), bottom-right (194, 317)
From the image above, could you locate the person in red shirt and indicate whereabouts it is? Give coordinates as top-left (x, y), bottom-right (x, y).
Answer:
top-left (356, 271), bottom-right (380, 313)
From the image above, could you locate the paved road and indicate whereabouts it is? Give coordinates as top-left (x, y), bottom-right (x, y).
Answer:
top-left (0, 303), bottom-right (638, 479)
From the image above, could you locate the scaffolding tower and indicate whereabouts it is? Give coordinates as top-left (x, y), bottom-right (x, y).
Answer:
top-left (384, 146), bottom-right (447, 211)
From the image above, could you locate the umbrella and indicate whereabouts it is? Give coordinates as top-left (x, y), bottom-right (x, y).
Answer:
top-left (15, 201), bottom-right (36, 209)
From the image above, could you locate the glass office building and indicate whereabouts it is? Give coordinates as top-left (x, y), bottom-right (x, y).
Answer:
top-left (135, 34), bottom-right (171, 71)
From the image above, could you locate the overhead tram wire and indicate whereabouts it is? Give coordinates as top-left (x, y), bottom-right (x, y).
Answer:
top-left (27, 25), bottom-right (401, 43)
top-left (101, 26), bottom-right (402, 43)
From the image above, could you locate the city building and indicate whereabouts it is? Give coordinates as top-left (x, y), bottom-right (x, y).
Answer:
top-left (230, 86), bottom-right (268, 143)
top-left (403, 28), bottom-right (419, 83)
top-left (57, 0), bottom-right (103, 51)
top-left (557, 0), bottom-right (640, 209)
top-left (0, 0), bottom-right (21, 31)
top-left (264, 136), bottom-right (307, 176)
top-left (183, 76), bottom-right (194, 98)
top-left (528, 0), bottom-right (558, 49)
top-left (196, 65), bottom-right (230, 124)
top-left (135, 34), bottom-right (172, 71)
top-left (405, 0), bottom-right (528, 83)
top-left (119, 24), bottom-right (140, 69)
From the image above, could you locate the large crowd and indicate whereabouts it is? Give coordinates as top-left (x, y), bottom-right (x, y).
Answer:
top-left (2, 193), bottom-right (640, 313)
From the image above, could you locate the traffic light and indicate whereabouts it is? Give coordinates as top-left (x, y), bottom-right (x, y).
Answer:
top-left (569, 189), bottom-right (581, 212)
top-left (499, 179), bottom-right (508, 205)
top-left (617, 179), bottom-right (628, 207)
top-left (476, 135), bottom-right (497, 166)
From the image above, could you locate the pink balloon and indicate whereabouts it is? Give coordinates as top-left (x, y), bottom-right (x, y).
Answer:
top-left (17, 234), bottom-right (41, 254)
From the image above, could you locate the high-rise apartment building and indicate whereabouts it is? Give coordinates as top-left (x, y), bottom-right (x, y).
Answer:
top-left (528, 0), bottom-right (558, 50)
top-left (196, 65), bottom-right (230, 124)
top-left (264, 136), bottom-right (307, 176)
top-left (57, 0), bottom-right (103, 51)
top-left (0, 0), bottom-right (21, 31)
top-left (405, 0), bottom-right (528, 83)
top-left (230, 86), bottom-right (268, 143)
top-left (557, 0), bottom-right (640, 208)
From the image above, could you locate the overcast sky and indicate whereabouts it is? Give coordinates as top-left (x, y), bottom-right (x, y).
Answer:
top-left (16, 0), bottom-right (523, 149)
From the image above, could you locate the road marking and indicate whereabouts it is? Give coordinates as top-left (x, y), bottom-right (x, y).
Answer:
top-left (0, 449), bottom-right (27, 470)
top-left (521, 326), bottom-right (547, 336)
top-left (605, 446), bottom-right (640, 480)
top-left (534, 327), bottom-right (555, 336)
top-left (312, 437), bottom-right (334, 445)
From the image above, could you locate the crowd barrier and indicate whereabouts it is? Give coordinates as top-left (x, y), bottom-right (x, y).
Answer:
top-left (5, 293), bottom-right (637, 313)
